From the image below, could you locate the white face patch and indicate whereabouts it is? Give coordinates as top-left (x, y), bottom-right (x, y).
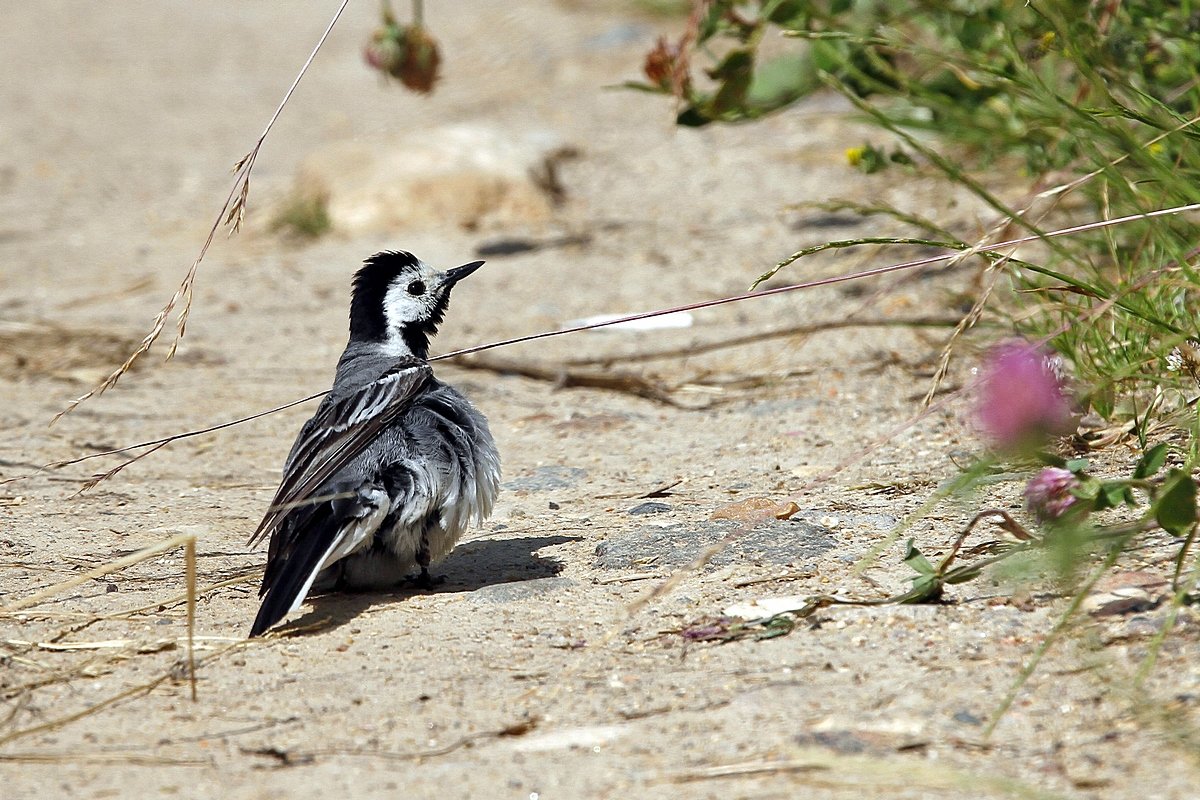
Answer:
top-left (380, 260), bottom-right (446, 351)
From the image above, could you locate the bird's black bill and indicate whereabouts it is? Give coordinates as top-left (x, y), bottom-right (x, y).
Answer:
top-left (443, 260), bottom-right (484, 287)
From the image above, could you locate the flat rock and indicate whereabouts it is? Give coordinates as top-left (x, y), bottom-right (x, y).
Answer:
top-left (468, 576), bottom-right (576, 604)
top-left (593, 518), bottom-right (837, 569)
top-left (293, 124), bottom-right (572, 232)
top-left (504, 466), bottom-right (588, 492)
top-left (627, 501), bottom-right (672, 515)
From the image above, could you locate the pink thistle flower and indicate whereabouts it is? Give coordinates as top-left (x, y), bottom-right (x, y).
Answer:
top-left (976, 341), bottom-right (1073, 449)
top-left (1024, 467), bottom-right (1084, 522)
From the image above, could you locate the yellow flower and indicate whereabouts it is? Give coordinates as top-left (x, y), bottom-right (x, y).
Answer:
top-left (845, 146), bottom-right (865, 167)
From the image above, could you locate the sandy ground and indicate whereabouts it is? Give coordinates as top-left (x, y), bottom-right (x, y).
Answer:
top-left (2, 3), bottom-right (1199, 798)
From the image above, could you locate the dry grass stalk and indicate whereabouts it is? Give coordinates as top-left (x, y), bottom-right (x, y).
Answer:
top-left (626, 537), bottom-right (731, 615)
top-left (921, 250), bottom-right (1008, 407)
top-left (450, 353), bottom-right (695, 407)
top-left (51, 0), bottom-right (350, 423)
top-left (664, 752), bottom-right (1069, 798)
top-left (2, 532), bottom-right (200, 702)
top-left (0, 752), bottom-right (209, 766)
top-left (669, 759), bottom-right (828, 781)
top-left (3, 534), bottom-right (196, 614)
top-left (185, 535), bottom-right (197, 701)
top-left (0, 642), bottom-right (244, 748)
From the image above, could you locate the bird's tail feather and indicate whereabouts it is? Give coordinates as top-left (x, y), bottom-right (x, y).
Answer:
top-left (249, 506), bottom-right (341, 637)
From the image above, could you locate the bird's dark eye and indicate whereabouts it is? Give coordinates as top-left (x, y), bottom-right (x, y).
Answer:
top-left (407, 280), bottom-right (426, 296)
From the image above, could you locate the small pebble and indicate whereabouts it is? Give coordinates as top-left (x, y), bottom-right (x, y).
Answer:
top-left (548, 501), bottom-right (560, 510)
top-left (627, 502), bottom-right (672, 515)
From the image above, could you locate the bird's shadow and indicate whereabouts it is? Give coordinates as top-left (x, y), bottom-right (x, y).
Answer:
top-left (276, 534), bottom-right (580, 637)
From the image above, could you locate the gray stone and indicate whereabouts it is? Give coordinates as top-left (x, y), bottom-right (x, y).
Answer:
top-left (594, 518), bottom-right (836, 569)
top-left (468, 577), bottom-right (575, 604)
top-left (627, 502), bottom-right (672, 515)
top-left (504, 466), bottom-right (588, 492)
top-left (953, 710), bottom-right (983, 726)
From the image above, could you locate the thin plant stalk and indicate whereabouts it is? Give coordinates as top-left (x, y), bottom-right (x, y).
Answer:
top-left (53, 0), bottom-right (351, 424)
top-left (11, 201), bottom-right (1199, 492)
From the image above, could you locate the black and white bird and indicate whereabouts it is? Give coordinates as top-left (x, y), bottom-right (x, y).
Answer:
top-left (247, 251), bottom-right (500, 637)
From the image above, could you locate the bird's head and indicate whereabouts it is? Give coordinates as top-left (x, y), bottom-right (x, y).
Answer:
top-left (348, 250), bottom-right (483, 359)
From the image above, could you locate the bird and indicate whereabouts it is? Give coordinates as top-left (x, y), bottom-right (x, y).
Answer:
top-left (247, 250), bottom-right (501, 637)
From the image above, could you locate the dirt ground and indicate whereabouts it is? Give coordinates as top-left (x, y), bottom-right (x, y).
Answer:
top-left (3, 3), bottom-right (1199, 799)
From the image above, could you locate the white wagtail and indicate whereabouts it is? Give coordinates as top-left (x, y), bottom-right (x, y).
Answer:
top-left (248, 251), bottom-right (501, 636)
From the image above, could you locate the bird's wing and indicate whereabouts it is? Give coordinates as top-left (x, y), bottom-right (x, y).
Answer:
top-left (246, 359), bottom-right (431, 636)
top-left (247, 360), bottom-right (432, 549)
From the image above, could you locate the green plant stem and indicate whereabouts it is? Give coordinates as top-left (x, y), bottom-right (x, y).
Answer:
top-left (984, 536), bottom-right (1130, 737)
top-left (822, 73), bottom-right (1081, 264)
top-left (853, 460), bottom-right (994, 576)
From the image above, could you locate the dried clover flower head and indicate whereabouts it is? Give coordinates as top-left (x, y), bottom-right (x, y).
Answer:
top-left (1024, 467), bottom-right (1084, 522)
top-left (365, 22), bottom-right (441, 94)
top-left (643, 35), bottom-right (690, 94)
top-left (1166, 338), bottom-right (1200, 385)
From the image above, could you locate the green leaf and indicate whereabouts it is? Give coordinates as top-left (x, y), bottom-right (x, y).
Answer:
top-left (747, 52), bottom-right (818, 108)
top-left (1099, 481), bottom-right (1133, 510)
top-left (1064, 457), bottom-right (1090, 474)
top-left (1072, 476), bottom-right (1101, 502)
top-left (1132, 442), bottom-right (1168, 480)
top-left (1155, 470), bottom-right (1198, 537)
top-left (706, 49), bottom-right (755, 115)
top-left (903, 538), bottom-right (936, 576)
top-left (767, 1), bottom-right (809, 27)
top-left (695, 2), bottom-right (724, 43)
top-left (753, 614), bottom-right (797, 640)
top-left (616, 81), bottom-right (672, 95)
top-left (943, 564), bottom-right (984, 584)
top-left (898, 573), bottom-right (944, 603)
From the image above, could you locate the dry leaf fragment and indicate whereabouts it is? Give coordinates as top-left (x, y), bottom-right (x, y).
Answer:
top-left (710, 497), bottom-right (800, 522)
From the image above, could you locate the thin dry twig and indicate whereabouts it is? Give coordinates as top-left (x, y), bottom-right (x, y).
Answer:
top-left (0, 391), bottom-right (326, 491)
top-left (670, 759), bottom-right (829, 782)
top-left (185, 536), bottom-right (197, 702)
top-left (250, 716), bottom-right (541, 764)
top-left (52, 0), bottom-right (350, 423)
top-left (566, 315), bottom-right (958, 367)
top-left (449, 353), bottom-right (697, 407)
top-left (627, 533), bottom-right (742, 615)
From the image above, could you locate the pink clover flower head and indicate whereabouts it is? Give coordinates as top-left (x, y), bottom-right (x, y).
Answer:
top-left (1024, 467), bottom-right (1083, 522)
top-left (976, 340), bottom-right (1073, 449)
